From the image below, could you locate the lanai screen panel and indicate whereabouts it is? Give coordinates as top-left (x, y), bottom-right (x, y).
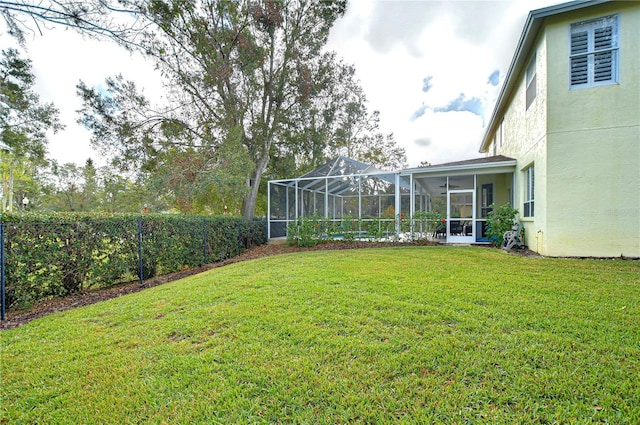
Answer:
top-left (269, 183), bottom-right (288, 220)
top-left (268, 157), bottom-right (403, 238)
top-left (399, 175), bottom-right (413, 217)
top-left (269, 157), bottom-right (422, 237)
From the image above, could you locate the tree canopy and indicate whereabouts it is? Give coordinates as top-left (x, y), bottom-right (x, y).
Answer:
top-left (0, 48), bottom-right (63, 161)
top-left (0, 0), bottom-right (144, 45)
top-left (0, 47), bottom-right (62, 211)
top-left (77, 0), bottom-right (406, 217)
top-left (3, 0), bottom-right (407, 216)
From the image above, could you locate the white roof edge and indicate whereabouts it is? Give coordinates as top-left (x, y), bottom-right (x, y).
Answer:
top-left (270, 159), bottom-right (518, 183)
top-left (480, 0), bottom-right (612, 153)
top-left (402, 159), bottom-right (517, 175)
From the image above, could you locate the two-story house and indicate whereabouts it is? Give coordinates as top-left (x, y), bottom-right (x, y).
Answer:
top-left (268, 0), bottom-right (639, 258)
top-left (479, 0), bottom-right (639, 257)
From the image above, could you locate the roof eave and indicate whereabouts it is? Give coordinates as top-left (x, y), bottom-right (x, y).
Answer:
top-left (402, 159), bottom-right (517, 175)
top-left (480, 0), bottom-right (612, 153)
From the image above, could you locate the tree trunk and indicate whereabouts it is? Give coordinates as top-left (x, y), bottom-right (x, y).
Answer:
top-left (241, 151), bottom-right (270, 218)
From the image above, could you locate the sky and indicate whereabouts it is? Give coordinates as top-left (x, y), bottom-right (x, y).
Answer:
top-left (2, 0), bottom-right (561, 168)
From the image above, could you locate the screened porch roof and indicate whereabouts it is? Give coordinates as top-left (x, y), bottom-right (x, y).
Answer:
top-left (269, 155), bottom-right (516, 198)
top-left (299, 156), bottom-right (382, 179)
top-left (271, 156), bottom-right (410, 196)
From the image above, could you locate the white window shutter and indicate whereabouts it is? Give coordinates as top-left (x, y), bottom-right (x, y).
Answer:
top-left (569, 15), bottom-right (618, 88)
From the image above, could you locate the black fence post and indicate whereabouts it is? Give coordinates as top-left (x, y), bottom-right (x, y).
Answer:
top-left (1, 222), bottom-right (5, 321)
top-left (137, 217), bottom-right (144, 287)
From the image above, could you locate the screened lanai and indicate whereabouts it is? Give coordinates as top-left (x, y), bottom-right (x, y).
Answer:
top-left (268, 155), bottom-right (517, 243)
top-left (268, 157), bottom-right (418, 238)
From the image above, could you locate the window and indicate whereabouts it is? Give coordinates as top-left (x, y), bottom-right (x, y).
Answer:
top-left (570, 15), bottom-right (618, 88)
top-left (523, 165), bottom-right (534, 217)
top-left (526, 52), bottom-right (536, 109)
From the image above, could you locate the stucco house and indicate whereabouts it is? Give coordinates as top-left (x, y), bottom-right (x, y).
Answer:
top-left (269, 0), bottom-right (639, 258)
top-left (477, 0), bottom-right (639, 257)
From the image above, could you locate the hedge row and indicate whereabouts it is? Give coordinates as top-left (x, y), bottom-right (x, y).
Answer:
top-left (1, 213), bottom-right (267, 310)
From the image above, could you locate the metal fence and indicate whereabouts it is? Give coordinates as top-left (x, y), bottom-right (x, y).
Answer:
top-left (0, 215), bottom-right (267, 320)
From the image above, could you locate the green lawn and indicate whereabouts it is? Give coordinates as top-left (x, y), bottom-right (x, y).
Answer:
top-left (1, 246), bottom-right (639, 424)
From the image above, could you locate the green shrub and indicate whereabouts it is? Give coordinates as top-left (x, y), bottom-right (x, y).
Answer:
top-left (397, 213), bottom-right (411, 233)
top-left (412, 211), bottom-right (445, 237)
top-left (286, 214), bottom-right (324, 247)
top-left (485, 203), bottom-right (520, 246)
top-left (1, 212), bottom-right (266, 309)
top-left (339, 215), bottom-right (359, 242)
top-left (364, 218), bottom-right (384, 240)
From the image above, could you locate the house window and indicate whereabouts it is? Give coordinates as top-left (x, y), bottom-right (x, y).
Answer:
top-left (523, 165), bottom-right (534, 217)
top-left (526, 52), bottom-right (536, 109)
top-left (570, 15), bottom-right (618, 88)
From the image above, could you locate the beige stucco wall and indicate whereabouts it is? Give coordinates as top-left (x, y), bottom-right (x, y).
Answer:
top-left (545, 127), bottom-right (639, 257)
top-left (492, 35), bottom-right (549, 253)
top-left (485, 2), bottom-right (640, 257)
top-left (544, 3), bottom-right (640, 257)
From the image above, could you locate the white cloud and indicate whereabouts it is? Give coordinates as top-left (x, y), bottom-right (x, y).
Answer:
top-left (327, 0), bottom-right (560, 166)
top-left (364, 0), bottom-right (440, 57)
top-left (397, 108), bottom-right (485, 166)
top-left (1, 28), bottom-right (162, 166)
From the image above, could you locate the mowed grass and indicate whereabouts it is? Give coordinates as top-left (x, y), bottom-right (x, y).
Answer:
top-left (1, 246), bottom-right (639, 424)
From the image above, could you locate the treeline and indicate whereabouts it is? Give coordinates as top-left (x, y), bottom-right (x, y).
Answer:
top-left (33, 158), bottom-right (240, 216)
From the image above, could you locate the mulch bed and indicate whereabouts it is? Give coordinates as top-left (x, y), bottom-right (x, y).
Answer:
top-left (0, 240), bottom-right (535, 330)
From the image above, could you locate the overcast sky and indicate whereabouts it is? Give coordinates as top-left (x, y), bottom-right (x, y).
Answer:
top-left (2, 0), bottom-right (560, 168)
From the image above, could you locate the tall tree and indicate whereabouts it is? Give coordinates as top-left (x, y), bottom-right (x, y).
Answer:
top-left (334, 109), bottom-right (407, 171)
top-left (0, 48), bottom-right (62, 161)
top-left (78, 0), bottom-right (350, 217)
top-left (40, 159), bottom-right (155, 213)
top-left (76, 76), bottom-right (253, 214)
top-left (0, 48), bottom-right (62, 211)
top-left (98, 166), bottom-right (152, 213)
top-left (0, 150), bottom-right (39, 211)
top-left (45, 161), bottom-right (83, 211)
top-left (45, 158), bottom-right (101, 212)
top-left (81, 158), bottom-right (99, 210)
top-left (276, 58), bottom-right (407, 174)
